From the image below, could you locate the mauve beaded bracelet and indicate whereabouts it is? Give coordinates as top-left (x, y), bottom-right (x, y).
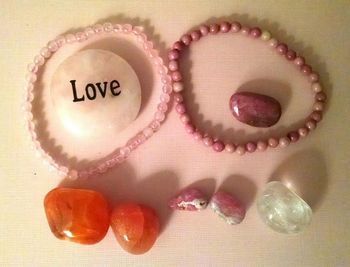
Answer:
top-left (168, 21), bottom-right (326, 155)
top-left (23, 23), bottom-right (172, 179)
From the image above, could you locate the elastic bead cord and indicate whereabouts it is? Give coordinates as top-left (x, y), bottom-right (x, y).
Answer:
top-left (169, 21), bottom-right (326, 155)
top-left (23, 23), bottom-right (172, 179)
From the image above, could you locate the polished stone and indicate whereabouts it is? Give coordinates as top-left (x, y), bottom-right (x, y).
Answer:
top-left (168, 188), bottom-right (208, 211)
top-left (44, 188), bottom-right (110, 244)
top-left (110, 203), bottom-right (159, 255)
top-left (229, 92), bottom-right (281, 127)
top-left (257, 181), bottom-right (312, 234)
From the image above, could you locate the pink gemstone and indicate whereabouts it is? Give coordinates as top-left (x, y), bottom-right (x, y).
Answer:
top-left (181, 34), bottom-right (192, 45)
top-left (168, 188), bottom-right (208, 211)
top-left (220, 21), bottom-right (231, 33)
top-left (250, 27), bottom-right (261, 38)
top-left (212, 141), bottom-right (225, 152)
top-left (209, 24), bottom-right (220, 34)
top-left (230, 92), bottom-right (281, 128)
top-left (190, 30), bottom-right (201, 41)
top-left (199, 25), bottom-right (210, 36)
top-left (301, 64), bottom-right (312, 75)
top-left (287, 131), bottom-right (300, 142)
top-left (210, 191), bottom-right (246, 225)
top-left (245, 142), bottom-right (257, 153)
top-left (168, 49), bottom-right (180, 60)
top-left (173, 41), bottom-right (183, 51)
top-left (286, 50), bottom-right (296, 60)
top-left (276, 43), bottom-right (288, 55)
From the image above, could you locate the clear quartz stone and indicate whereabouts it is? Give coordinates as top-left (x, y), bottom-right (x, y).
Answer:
top-left (257, 181), bottom-right (312, 234)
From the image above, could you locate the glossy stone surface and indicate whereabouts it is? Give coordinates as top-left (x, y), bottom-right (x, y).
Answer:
top-left (210, 191), bottom-right (246, 225)
top-left (51, 49), bottom-right (141, 138)
top-left (168, 188), bottom-right (208, 211)
top-left (44, 188), bottom-right (110, 244)
top-left (257, 181), bottom-right (312, 234)
top-left (110, 203), bottom-right (159, 255)
top-left (229, 92), bottom-right (281, 127)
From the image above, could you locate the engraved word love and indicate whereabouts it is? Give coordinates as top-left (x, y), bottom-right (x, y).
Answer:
top-left (70, 79), bottom-right (121, 102)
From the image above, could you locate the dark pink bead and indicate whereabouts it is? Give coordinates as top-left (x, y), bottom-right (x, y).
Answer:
top-left (287, 131), bottom-right (300, 143)
top-left (171, 71), bottom-right (182, 82)
top-left (245, 142), bottom-right (257, 153)
top-left (181, 34), bottom-right (192, 45)
top-left (199, 25), bottom-right (210, 36)
top-left (175, 103), bottom-right (186, 114)
top-left (209, 23), bottom-right (220, 34)
top-left (168, 49), bottom-right (180, 60)
top-left (301, 64), bottom-right (312, 75)
top-left (212, 141), bottom-right (225, 152)
top-left (310, 111), bottom-right (323, 122)
top-left (190, 30), bottom-right (201, 41)
top-left (250, 27), bottom-right (261, 38)
top-left (173, 93), bottom-right (183, 103)
top-left (173, 41), bottom-right (183, 51)
top-left (276, 43), bottom-right (288, 55)
top-left (286, 50), bottom-right (297, 60)
top-left (315, 92), bottom-right (327, 102)
top-left (220, 21), bottom-right (231, 33)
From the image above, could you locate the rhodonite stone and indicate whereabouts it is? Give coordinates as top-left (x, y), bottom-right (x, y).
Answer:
top-left (229, 92), bottom-right (281, 127)
top-left (44, 188), bottom-right (110, 244)
top-left (51, 49), bottom-right (141, 138)
top-left (110, 203), bottom-right (159, 255)
top-left (210, 191), bottom-right (246, 225)
top-left (168, 188), bottom-right (208, 211)
top-left (257, 181), bottom-right (312, 234)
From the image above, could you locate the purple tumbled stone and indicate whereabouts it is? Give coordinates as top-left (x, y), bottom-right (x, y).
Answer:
top-left (168, 188), bottom-right (208, 211)
top-left (229, 92), bottom-right (281, 127)
top-left (210, 191), bottom-right (245, 225)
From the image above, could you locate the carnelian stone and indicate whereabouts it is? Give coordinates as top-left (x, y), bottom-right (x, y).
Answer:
top-left (44, 188), bottom-right (110, 245)
top-left (110, 203), bottom-right (160, 254)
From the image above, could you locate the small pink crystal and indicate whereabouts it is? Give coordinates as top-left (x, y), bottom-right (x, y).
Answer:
top-left (210, 191), bottom-right (246, 225)
top-left (168, 188), bottom-right (208, 211)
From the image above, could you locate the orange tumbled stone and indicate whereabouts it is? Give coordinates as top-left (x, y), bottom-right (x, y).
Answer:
top-left (44, 188), bottom-right (110, 245)
top-left (110, 203), bottom-right (160, 254)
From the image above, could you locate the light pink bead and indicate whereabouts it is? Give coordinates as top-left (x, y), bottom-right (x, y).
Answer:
top-left (47, 40), bottom-right (58, 52)
top-left (313, 101), bottom-right (325, 111)
top-left (268, 138), bottom-right (279, 148)
top-left (225, 143), bottom-right (235, 153)
top-left (180, 114), bottom-right (190, 124)
top-left (157, 64), bottom-right (167, 74)
top-left (168, 49), bottom-right (180, 60)
top-left (173, 82), bottom-right (184, 92)
top-left (113, 24), bottom-right (123, 32)
top-left (288, 131), bottom-right (300, 143)
top-left (161, 74), bottom-right (171, 84)
top-left (203, 136), bottom-right (214, 147)
top-left (231, 21), bottom-right (241, 32)
top-left (150, 120), bottom-right (161, 131)
top-left (285, 50), bottom-right (296, 60)
top-left (268, 38), bottom-right (278, 48)
top-left (276, 43), bottom-right (288, 55)
top-left (279, 137), bottom-right (290, 148)
top-left (181, 34), bottom-right (192, 45)
top-left (309, 72), bottom-right (319, 82)
top-left (160, 93), bottom-right (171, 103)
top-left (305, 119), bottom-right (317, 130)
top-left (193, 131), bottom-right (203, 141)
top-left (155, 111), bottom-right (165, 122)
top-left (26, 73), bottom-right (37, 83)
top-left (190, 30), bottom-right (201, 41)
top-left (220, 21), bottom-right (231, 33)
top-left (298, 127), bottom-right (309, 137)
top-left (257, 141), bottom-right (267, 151)
top-left (27, 63), bottom-right (38, 73)
top-left (34, 55), bottom-right (45, 65)
top-left (311, 82), bottom-right (322, 93)
top-left (132, 26), bottom-right (144, 34)
top-left (185, 123), bottom-right (195, 134)
top-left (315, 92), bottom-right (327, 102)
top-left (310, 111), bottom-right (322, 122)
top-left (246, 142), bottom-right (257, 153)
top-left (158, 103), bottom-right (168, 112)
top-left (65, 33), bottom-right (76, 43)
top-left (173, 41), bottom-right (183, 51)
top-left (120, 146), bottom-right (131, 156)
top-left (75, 32), bottom-right (87, 42)
top-left (199, 25), bottom-right (210, 36)
top-left (168, 60), bottom-right (178, 71)
top-left (250, 27), bottom-right (261, 38)
top-left (241, 26), bottom-right (250, 35)
top-left (236, 145), bottom-right (246, 155)
top-left (171, 71), bottom-right (182, 82)
top-left (24, 83), bottom-right (34, 92)
top-left (40, 47), bottom-right (51, 58)
top-left (301, 64), bottom-right (312, 75)
top-left (84, 27), bottom-right (96, 36)
top-left (55, 35), bottom-right (66, 47)
top-left (175, 103), bottom-right (186, 114)
top-left (213, 141), bottom-right (225, 152)
top-left (173, 93), bottom-right (183, 103)
top-left (103, 22), bottom-right (113, 32)
top-left (143, 127), bottom-right (153, 138)
top-left (93, 24), bottom-right (103, 33)
top-left (209, 24), bottom-right (220, 34)
top-left (122, 24), bottom-right (133, 33)
top-left (294, 56), bottom-right (305, 66)
top-left (162, 84), bottom-right (172, 94)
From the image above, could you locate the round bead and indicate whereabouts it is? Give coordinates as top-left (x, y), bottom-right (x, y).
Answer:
top-left (155, 111), bottom-right (165, 122)
top-left (162, 84), bottom-right (172, 94)
top-left (305, 119), bottom-right (317, 130)
top-left (315, 92), bottom-right (327, 102)
top-left (231, 22), bottom-right (241, 32)
top-left (180, 114), bottom-right (190, 124)
top-left (285, 50), bottom-right (296, 61)
top-left (301, 64), bottom-right (312, 75)
top-left (268, 38), bottom-right (278, 48)
top-left (309, 73), bottom-right (319, 82)
top-left (311, 82), bottom-right (322, 93)
top-left (250, 27), bottom-right (262, 38)
top-left (261, 31), bottom-right (271, 41)
top-left (298, 127), bottom-right (309, 137)
top-left (313, 101), bottom-right (325, 111)
top-left (171, 71), bottom-right (182, 82)
top-left (310, 111), bottom-right (322, 122)
top-left (168, 49), bottom-right (180, 60)
top-left (181, 34), bottom-right (192, 45)
top-left (225, 143), bottom-right (236, 153)
top-left (193, 131), bottom-right (203, 141)
top-left (168, 60), bottom-right (178, 71)
top-left (257, 141), bottom-right (268, 151)
top-left (240, 26), bottom-right (250, 35)
top-left (279, 137), bottom-right (290, 148)
top-left (203, 136), bottom-right (214, 147)
top-left (34, 55), bottom-right (45, 65)
top-left (173, 82), bottom-right (184, 92)
top-left (199, 25), bottom-right (210, 36)
top-left (246, 142), bottom-right (257, 153)
top-left (287, 131), bottom-right (300, 143)
top-left (236, 145), bottom-right (246, 155)
top-left (213, 141), bottom-right (225, 152)
top-left (268, 138), bottom-right (279, 148)
top-left (185, 123), bottom-right (195, 134)
top-left (175, 103), bottom-right (186, 114)
top-left (190, 30), bottom-right (201, 41)
top-left (209, 24), bottom-right (220, 34)
top-left (157, 103), bottom-right (168, 113)
top-left (294, 56), bottom-right (305, 66)
top-left (173, 41), bottom-right (183, 51)
top-left (160, 93), bottom-right (171, 103)
top-left (276, 43), bottom-right (288, 55)
top-left (220, 21), bottom-right (231, 33)
top-left (173, 93), bottom-right (183, 103)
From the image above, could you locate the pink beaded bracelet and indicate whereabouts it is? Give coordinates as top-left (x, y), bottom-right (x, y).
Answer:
top-left (23, 23), bottom-right (172, 179)
top-left (169, 21), bottom-right (326, 155)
